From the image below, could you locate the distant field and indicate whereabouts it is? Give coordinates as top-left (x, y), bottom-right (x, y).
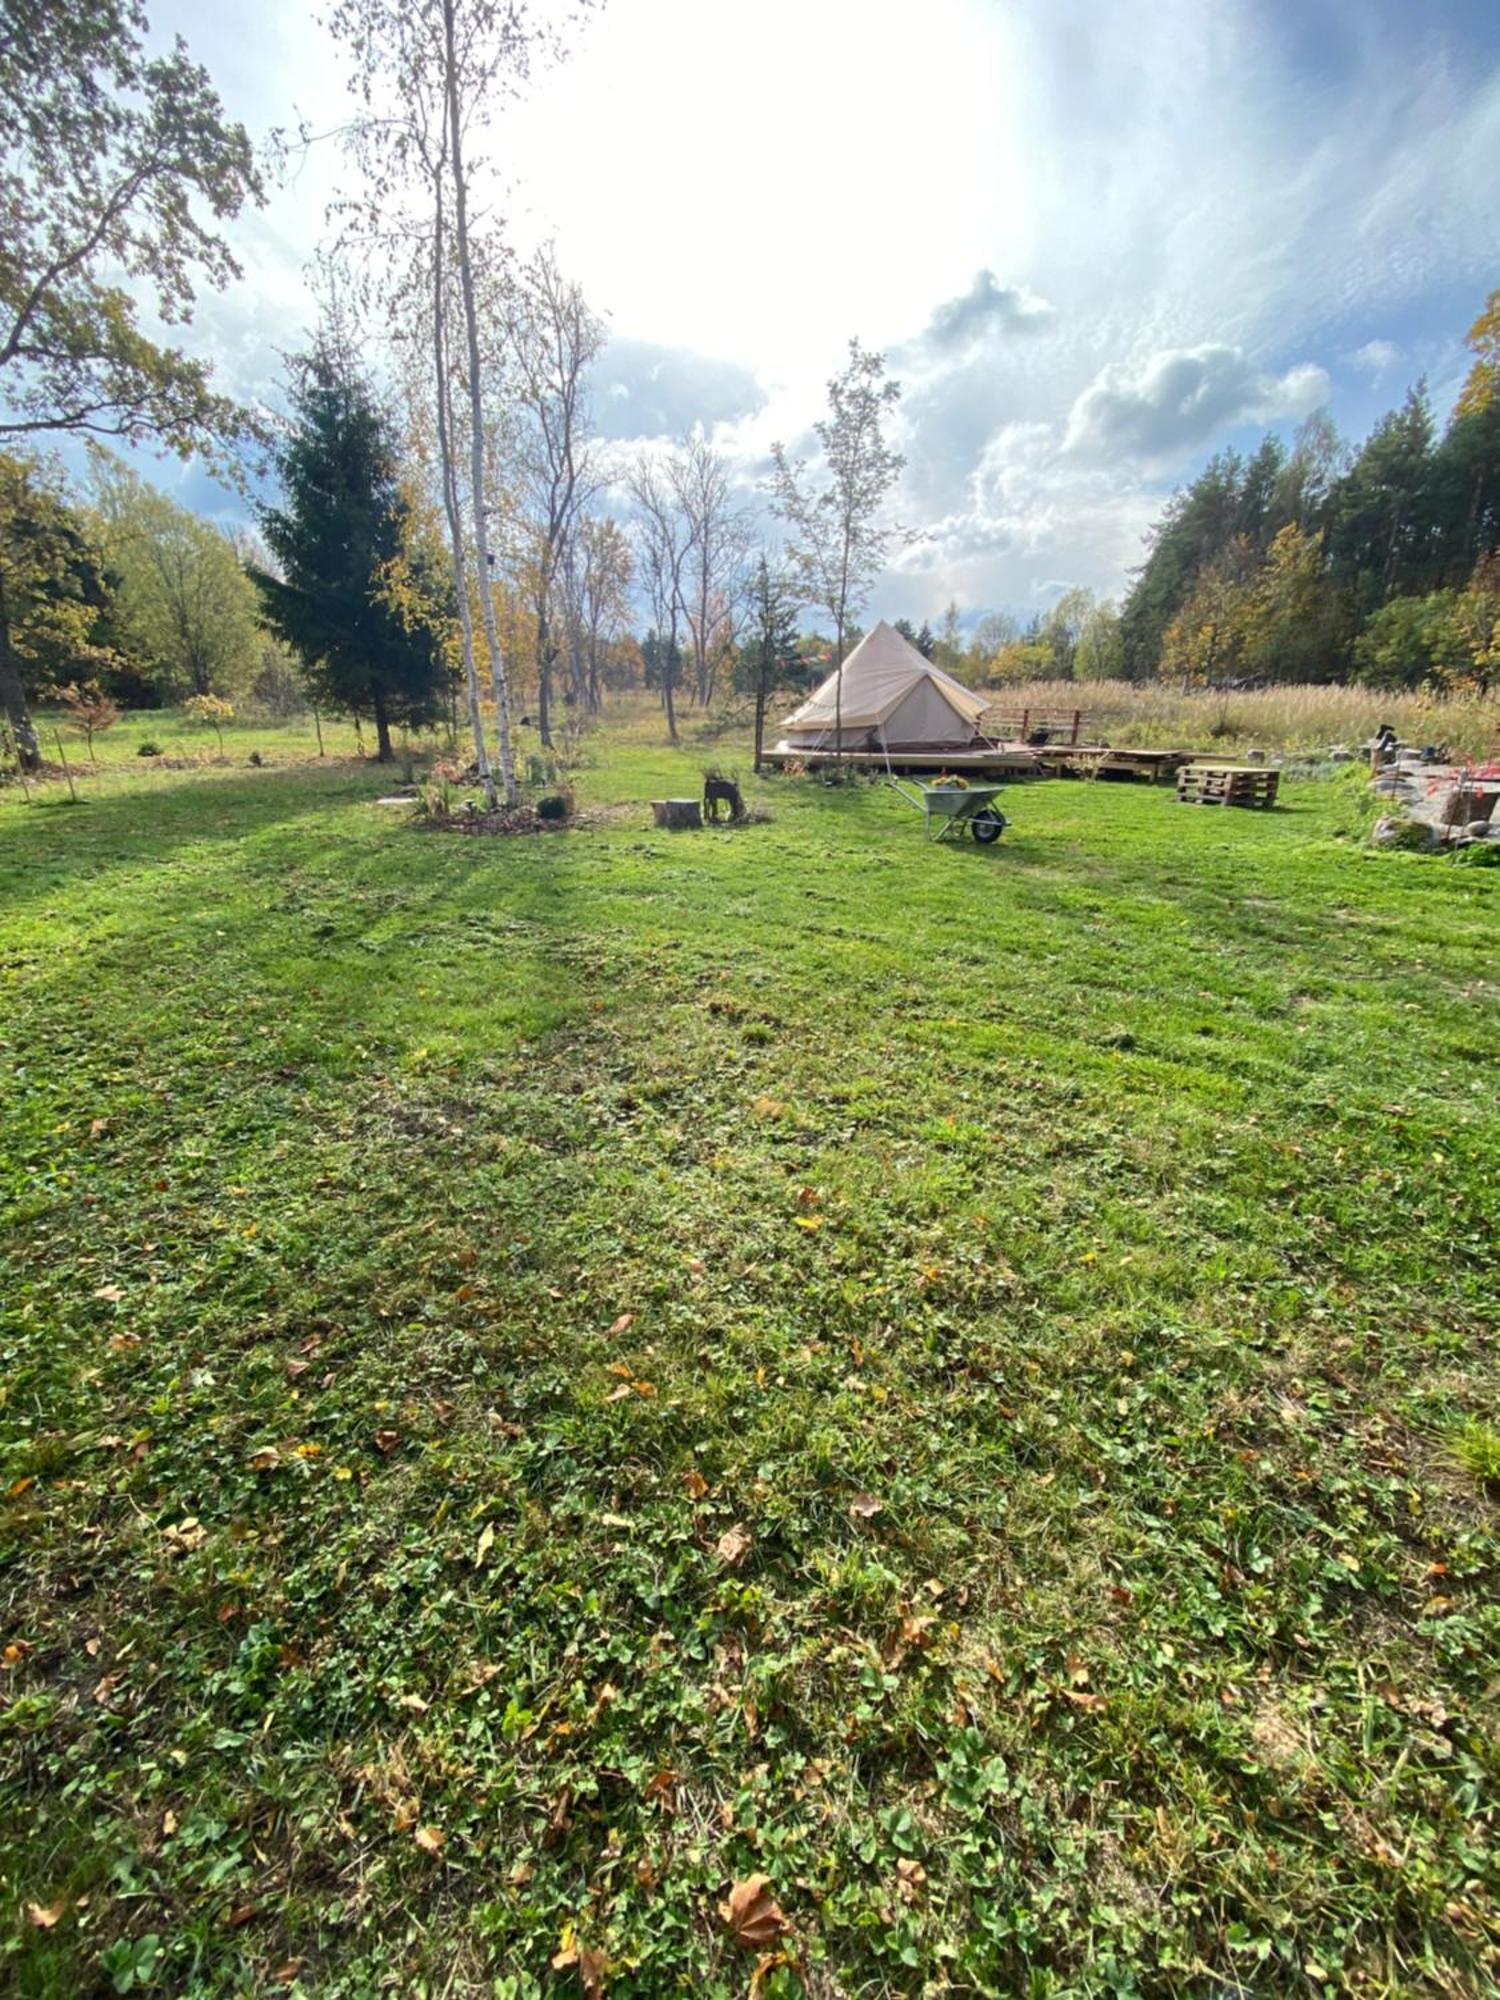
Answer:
top-left (11, 680), bottom-right (1500, 786)
top-left (19, 705), bottom-right (392, 774)
top-left (2, 718), bottom-right (1497, 1997)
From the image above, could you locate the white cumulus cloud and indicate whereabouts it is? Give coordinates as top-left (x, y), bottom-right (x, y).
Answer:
top-left (1064, 346), bottom-right (1330, 460)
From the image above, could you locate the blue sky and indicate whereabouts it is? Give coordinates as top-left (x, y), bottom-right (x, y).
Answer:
top-left (97, 0), bottom-right (1500, 620)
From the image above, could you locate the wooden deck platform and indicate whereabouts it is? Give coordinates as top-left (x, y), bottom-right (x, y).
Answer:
top-left (1037, 744), bottom-right (1200, 781)
top-left (762, 741), bottom-right (1208, 783)
top-left (762, 744), bottom-right (1041, 777)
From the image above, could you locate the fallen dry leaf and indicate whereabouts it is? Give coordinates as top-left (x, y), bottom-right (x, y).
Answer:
top-left (715, 1522), bottom-right (753, 1568)
top-left (247, 1446), bottom-right (281, 1473)
top-left (848, 1492), bottom-right (884, 1522)
top-left (26, 1898), bottom-right (66, 1929)
top-left (749, 1952), bottom-right (797, 1998)
top-left (560, 1942), bottom-right (608, 1998)
top-left (544, 1787), bottom-right (573, 1844)
top-left (8, 1475), bottom-right (35, 1498)
top-left (642, 1767), bottom-right (677, 1807)
top-left (720, 1873), bottom-right (790, 1950)
top-left (508, 1859), bottom-right (535, 1887)
top-left (372, 1429), bottom-right (401, 1455)
top-left (551, 1919), bottom-right (609, 1996)
top-left (896, 1857), bottom-right (927, 1901)
top-left (474, 1521), bottom-right (495, 1568)
top-left (285, 1357), bottom-right (310, 1380)
top-left (227, 1903), bottom-right (257, 1928)
top-left (92, 1284), bottom-right (123, 1303)
top-left (682, 1467), bottom-right (709, 1500)
top-left (608, 1313), bottom-right (634, 1335)
top-left (413, 1824), bottom-right (446, 1854)
top-left (604, 1383), bottom-right (633, 1403)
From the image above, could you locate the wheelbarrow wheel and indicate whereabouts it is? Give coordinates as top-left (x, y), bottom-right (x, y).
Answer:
top-left (971, 807), bottom-right (1006, 844)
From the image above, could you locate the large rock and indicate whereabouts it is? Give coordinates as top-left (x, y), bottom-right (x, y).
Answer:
top-left (1371, 815), bottom-right (1438, 851)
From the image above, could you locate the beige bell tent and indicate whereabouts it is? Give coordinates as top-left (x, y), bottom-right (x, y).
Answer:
top-left (776, 620), bottom-right (993, 756)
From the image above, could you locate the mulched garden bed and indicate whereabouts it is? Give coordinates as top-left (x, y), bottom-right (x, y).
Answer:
top-left (417, 803), bottom-right (616, 836)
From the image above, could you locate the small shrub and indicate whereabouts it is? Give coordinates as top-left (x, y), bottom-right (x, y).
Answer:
top-left (413, 777), bottom-right (456, 821)
top-left (248, 750), bottom-right (265, 767)
top-left (1451, 1419), bottom-right (1500, 1487)
top-left (536, 792), bottom-right (572, 822)
top-left (137, 740), bottom-right (162, 757)
top-left (183, 693), bottom-right (235, 754)
top-left (53, 679), bottom-right (120, 762)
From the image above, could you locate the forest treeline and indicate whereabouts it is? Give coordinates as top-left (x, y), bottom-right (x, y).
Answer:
top-left (955, 296), bottom-right (1500, 696)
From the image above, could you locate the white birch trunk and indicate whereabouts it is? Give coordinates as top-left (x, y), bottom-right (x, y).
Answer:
top-left (430, 183), bottom-right (496, 808)
top-left (443, 0), bottom-right (519, 808)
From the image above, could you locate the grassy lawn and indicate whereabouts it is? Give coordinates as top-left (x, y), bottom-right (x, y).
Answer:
top-left (2, 719), bottom-right (1497, 1998)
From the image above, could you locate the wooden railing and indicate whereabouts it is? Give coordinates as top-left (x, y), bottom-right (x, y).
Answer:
top-left (982, 708), bottom-right (1089, 746)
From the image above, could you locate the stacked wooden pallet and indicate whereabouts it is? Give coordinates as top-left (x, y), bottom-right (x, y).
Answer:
top-left (1176, 763), bottom-right (1280, 809)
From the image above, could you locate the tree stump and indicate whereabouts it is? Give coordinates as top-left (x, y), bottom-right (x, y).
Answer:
top-left (651, 798), bottom-right (702, 830)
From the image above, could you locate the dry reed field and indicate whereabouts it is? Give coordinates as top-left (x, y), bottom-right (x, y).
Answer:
top-left (985, 680), bottom-right (1500, 760)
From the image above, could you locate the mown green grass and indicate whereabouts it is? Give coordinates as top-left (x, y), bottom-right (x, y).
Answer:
top-left (2, 721), bottom-right (1497, 1998)
top-left (26, 702), bottom-right (395, 775)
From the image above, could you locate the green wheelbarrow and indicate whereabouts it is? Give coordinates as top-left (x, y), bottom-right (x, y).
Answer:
top-left (889, 777), bottom-right (1009, 844)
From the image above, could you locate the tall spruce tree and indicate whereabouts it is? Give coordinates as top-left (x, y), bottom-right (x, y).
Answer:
top-left (1432, 390), bottom-right (1500, 585)
top-left (1118, 450), bottom-right (1246, 677)
top-left (256, 340), bottom-right (447, 760)
top-left (1325, 384), bottom-right (1441, 620)
top-left (737, 554), bottom-right (802, 772)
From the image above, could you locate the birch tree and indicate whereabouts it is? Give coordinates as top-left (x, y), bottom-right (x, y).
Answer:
top-left (770, 339), bottom-right (904, 770)
top-left (329, 0), bottom-right (593, 804)
top-left (671, 434), bottom-right (748, 707)
top-left (629, 456), bottom-right (691, 743)
top-left (504, 244), bottom-right (604, 748)
top-left (576, 513), bottom-right (632, 711)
